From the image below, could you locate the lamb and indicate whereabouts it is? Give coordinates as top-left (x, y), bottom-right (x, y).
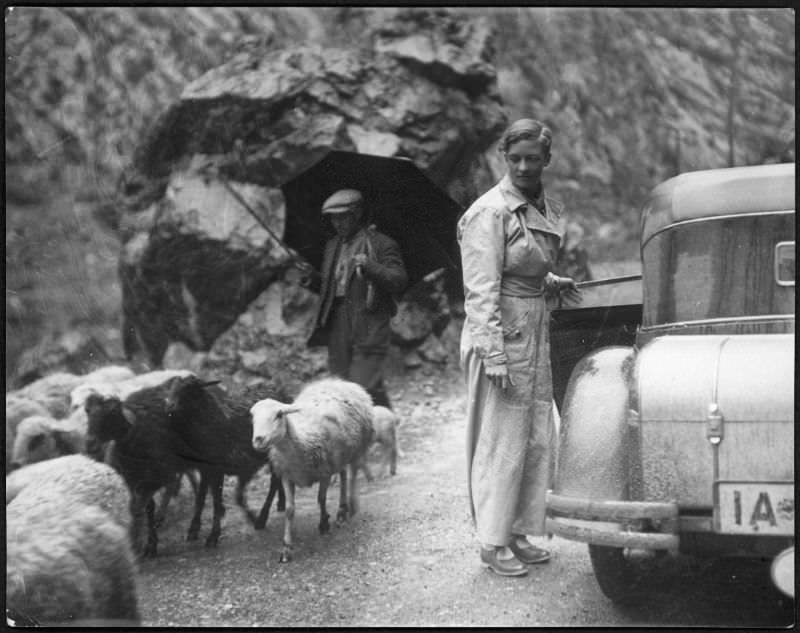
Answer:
top-left (361, 405), bottom-right (401, 481)
top-left (250, 377), bottom-right (374, 562)
top-left (163, 375), bottom-right (287, 540)
top-left (6, 454), bottom-right (140, 625)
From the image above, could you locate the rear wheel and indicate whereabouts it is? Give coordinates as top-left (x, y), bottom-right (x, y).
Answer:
top-left (589, 544), bottom-right (654, 605)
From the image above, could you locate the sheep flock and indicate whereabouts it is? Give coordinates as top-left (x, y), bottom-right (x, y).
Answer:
top-left (6, 364), bottom-right (403, 624)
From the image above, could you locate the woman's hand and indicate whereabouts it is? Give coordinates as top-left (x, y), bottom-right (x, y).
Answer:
top-left (485, 363), bottom-right (515, 391)
top-left (545, 273), bottom-right (581, 304)
top-left (556, 275), bottom-right (581, 304)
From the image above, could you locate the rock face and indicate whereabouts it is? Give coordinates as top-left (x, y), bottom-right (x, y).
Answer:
top-left (116, 9), bottom-right (505, 365)
top-left (5, 7), bottom-right (795, 382)
top-left (490, 7), bottom-right (795, 254)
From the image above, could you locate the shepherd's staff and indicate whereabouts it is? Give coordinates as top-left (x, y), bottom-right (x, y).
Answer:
top-left (197, 161), bottom-right (314, 279)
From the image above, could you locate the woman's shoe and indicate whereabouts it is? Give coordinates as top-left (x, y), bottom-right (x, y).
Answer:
top-left (480, 547), bottom-right (528, 576)
top-left (508, 539), bottom-right (551, 564)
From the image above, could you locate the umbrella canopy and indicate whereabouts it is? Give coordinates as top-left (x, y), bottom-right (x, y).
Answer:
top-left (281, 151), bottom-right (464, 290)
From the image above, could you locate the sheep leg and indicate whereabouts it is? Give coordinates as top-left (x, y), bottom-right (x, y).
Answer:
top-left (348, 461), bottom-right (360, 517)
top-left (388, 442), bottom-right (398, 476)
top-left (143, 496), bottom-right (159, 558)
top-left (205, 470), bottom-right (225, 548)
top-left (276, 475), bottom-right (286, 512)
top-left (185, 469), bottom-right (199, 495)
top-left (336, 468), bottom-right (349, 525)
top-left (187, 472), bottom-right (209, 541)
top-left (235, 475), bottom-right (258, 526)
top-left (154, 473), bottom-right (181, 528)
top-left (360, 454), bottom-right (374, 482)
top-left (280, 480), bottom-right (296, 563)
top-left (255, 474), bottom-right (284, 530)
top-left (129, 492), bottom-right (157, 558)
top-left (317, 476), bottom-right (331, 534)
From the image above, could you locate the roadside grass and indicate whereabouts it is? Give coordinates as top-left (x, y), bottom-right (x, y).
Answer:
top-left (5, 195), bottom-right (122, 381)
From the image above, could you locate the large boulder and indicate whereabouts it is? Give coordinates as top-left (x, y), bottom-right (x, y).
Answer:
top-left (114, 9), bottom-right (507, 366)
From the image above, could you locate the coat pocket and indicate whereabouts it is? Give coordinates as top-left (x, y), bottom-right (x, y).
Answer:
top-left (500, 298), bottom-right (530, 340)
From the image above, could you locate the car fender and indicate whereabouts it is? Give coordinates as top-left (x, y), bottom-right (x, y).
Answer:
top-left (555, 345), bottom-right (636, 501)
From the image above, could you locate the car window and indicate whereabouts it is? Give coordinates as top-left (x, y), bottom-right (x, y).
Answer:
top-left (642, 213), bottom-right (795, 325)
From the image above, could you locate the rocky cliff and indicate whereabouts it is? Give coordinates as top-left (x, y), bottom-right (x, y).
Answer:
top-left (5, 6), bottom-right (795, 383)
top-left (7, 7), bottom-right (794, 246)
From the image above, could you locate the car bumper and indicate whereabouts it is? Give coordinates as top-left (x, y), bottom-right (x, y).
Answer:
top-left (545, 492), bottom-right (680, 550)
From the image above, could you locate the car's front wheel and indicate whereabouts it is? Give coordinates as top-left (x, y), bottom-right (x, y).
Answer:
top-left (589, 544), bottom-right (655, 605)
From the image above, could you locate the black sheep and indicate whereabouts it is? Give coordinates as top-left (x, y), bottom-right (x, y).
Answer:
top-left (84, 380), bottom-right (190, 558)
top-left (163, 376), bottom-right (286, 539)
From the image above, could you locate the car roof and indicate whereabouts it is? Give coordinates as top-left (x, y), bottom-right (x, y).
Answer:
top-left (641, 163), bottom-right (795, 246)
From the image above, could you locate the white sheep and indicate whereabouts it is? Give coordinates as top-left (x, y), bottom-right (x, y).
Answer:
top-left (6, 366), bottom-right (136, 470)
top-left (12, 371), bottom-right (85, 418)
top-left (9, 369), bottom-right (194, 470)
top-left (10, 412), bottom-right (87, 470)
top-left (250, 377), bottom-right (374, 562)
top-left (361, 405), bottom-right (401, 481)
top-left (6, 455), bottom-right (140, 625)
top-left (69, 368), bottom-right (193, 412)
top-left (86, 365), bottom-right (137, 382)
top-left (5, 395), bottom-right (50, 472)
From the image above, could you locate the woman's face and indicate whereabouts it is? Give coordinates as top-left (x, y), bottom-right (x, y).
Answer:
top-left (503, 138), bottom-right (550, 196)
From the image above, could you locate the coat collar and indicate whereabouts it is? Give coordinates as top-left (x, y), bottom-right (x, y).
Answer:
top-left (498, 174), bottom-right (563, 238)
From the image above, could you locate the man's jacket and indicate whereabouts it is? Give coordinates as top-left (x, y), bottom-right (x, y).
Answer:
top-left (307, 227), bottom-right (407, 351)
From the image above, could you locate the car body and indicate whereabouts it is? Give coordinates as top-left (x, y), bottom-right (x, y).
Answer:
top-left (546, 163), bottom-right (795, 603)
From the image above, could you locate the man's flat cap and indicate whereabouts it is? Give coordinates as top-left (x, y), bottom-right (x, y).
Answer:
top-left (321, 189), bottom-right (363, 214)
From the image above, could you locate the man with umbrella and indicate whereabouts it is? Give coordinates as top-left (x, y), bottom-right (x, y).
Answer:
top-left (304, 189), bottom-right (408, 409)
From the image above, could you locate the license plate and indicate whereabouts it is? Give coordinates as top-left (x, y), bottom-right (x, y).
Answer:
top-left (715, 482), bottom-right (794, 535)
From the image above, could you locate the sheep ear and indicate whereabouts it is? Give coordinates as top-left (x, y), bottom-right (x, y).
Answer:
top-left (122, 407), bottom-right (136, 426)
top-left (280, 406), bottom-right (300, 416)
top-left (200, 380), bottom-right (222, 388)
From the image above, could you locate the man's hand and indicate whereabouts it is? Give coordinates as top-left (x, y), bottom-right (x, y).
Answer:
top-left (293, 260), bottom-right (317, 287)
top-left (353, 253), bottom-right (372, 278)
top-left (485, 363), bottom-right (515, 391)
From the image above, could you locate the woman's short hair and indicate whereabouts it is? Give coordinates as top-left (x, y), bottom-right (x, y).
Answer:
top-left (498, 118), bottom-right (552, 155)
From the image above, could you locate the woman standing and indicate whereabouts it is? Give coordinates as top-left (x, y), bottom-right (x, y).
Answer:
top-left (458, 118), bottom-right (579, 577)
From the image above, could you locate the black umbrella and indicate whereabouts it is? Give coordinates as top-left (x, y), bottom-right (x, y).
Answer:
top-left (281, 151), bottom-right (464, 290)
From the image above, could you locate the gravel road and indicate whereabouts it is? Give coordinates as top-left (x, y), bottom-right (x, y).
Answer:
top-left (135, 363), bottom-right (794, 627)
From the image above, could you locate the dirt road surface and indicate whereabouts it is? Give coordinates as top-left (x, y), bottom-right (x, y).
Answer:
top-left (136, 363), bottom-right (794, 627)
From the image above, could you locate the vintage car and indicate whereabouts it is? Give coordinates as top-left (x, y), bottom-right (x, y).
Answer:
top-left (546, 163), bottom-right (795, 604)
